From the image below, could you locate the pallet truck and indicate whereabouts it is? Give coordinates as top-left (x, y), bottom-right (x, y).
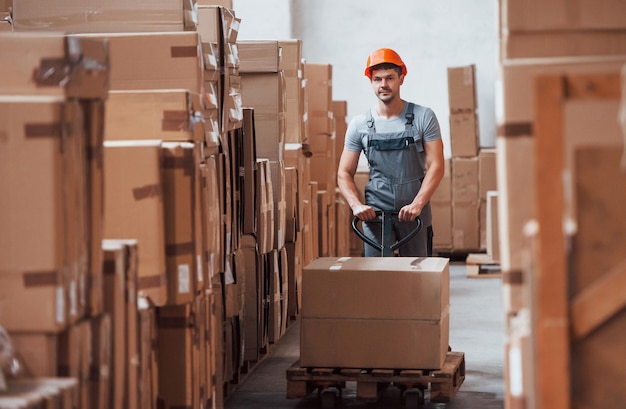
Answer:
top-left (285, 212), bottom-right (465, 408)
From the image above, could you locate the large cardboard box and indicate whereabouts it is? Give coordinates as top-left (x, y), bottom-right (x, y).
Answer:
top-left (301, 257), bottom-right (450, 369)
top-left (452, 157), bottom-right (479, 205)
top-left (12, 0), bottom-right (189, 33)
top-left (156, 304), bottom-right (194, 409)
top-left (240, 72), bottom-right (286, 161)
top-left (105, 90), bottom-right (205, 143)
top-left (103, 141), bottom-right (168, 306)
top-left (0, 33), bottom-right (109, 99)
top-left (76, 31), bottom-right (203, 94)
top-left (449, 112), bottom-right (478, 157)
top-left (237, 40), bottom-right (280, 73)
top-left (0, 96), bottom-right (86, 332)
top-left (447, 65), bottom-right (477, 112)
top-left (161, 142), bottom-right (198, 305)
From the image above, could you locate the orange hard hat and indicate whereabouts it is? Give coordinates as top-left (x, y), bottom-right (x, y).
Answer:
top-left (364, 48), bottom-right (407, 78)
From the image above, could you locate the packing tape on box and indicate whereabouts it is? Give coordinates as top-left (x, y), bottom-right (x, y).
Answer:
top-left (22, 271), bottom-right (59, 287)
top-left (165, 242), bottom-right (195, 257)
top-left (138, 274), bottom-right (164, 290)
top-left (497, 122), bottom-right (533, 137)
top-left (132, 184), bottom-right (162, 201)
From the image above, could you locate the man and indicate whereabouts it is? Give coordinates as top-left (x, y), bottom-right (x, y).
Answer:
top-left (337, 48), bottom-right (445, 257)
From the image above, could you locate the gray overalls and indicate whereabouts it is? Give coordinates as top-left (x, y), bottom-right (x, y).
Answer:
top-left (362, 102), bottom-right (432, 257)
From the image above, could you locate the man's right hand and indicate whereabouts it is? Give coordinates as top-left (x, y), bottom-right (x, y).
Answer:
top-left (352, 204), bottom-right (376, 221)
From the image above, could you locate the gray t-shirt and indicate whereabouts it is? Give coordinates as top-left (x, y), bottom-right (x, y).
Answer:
top-left (344, 101), bottom-right (441, 153)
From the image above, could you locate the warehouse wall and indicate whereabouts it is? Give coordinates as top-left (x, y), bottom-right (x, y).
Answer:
top-left (234, 0), bottom-right (499, 158)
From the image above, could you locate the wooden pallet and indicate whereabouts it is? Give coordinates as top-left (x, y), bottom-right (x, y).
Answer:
top-left (465, 253), bottom-right (501, 278)
top-left (286, 351), bottom-right (465, 408)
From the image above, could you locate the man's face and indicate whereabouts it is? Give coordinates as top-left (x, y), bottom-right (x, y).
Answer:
top-left (370, 68), bottom-right (404, 103)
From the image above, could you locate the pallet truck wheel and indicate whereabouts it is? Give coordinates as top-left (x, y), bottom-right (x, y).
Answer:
top-left (320, 389), bottom-right (337, 409)
top-left (404, 389), bottom-right (423, 409)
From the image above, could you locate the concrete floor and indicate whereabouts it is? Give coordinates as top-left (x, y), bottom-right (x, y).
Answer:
top-left (225, 262), bottom-right (505, 409)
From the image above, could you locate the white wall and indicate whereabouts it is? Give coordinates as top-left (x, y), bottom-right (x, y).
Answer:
top-left (233, 0), bottom-right (499, 158)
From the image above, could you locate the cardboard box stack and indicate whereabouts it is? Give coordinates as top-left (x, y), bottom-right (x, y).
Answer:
top-left (0, 0), bottom-right (349, 407)
top-left (301, 257), bottom-right (450, 369)
top-left (496, 1), bottom-right (626, 408)
top-left (0, 31), bottom-right (112, 409)
top-left (442, 64), bottom-right (484, 253)
top-left (305, 63), bottom-right (337, 257)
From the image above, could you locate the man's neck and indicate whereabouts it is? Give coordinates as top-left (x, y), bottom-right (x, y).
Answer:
top-left (376, 99), bottom-right (405, 119)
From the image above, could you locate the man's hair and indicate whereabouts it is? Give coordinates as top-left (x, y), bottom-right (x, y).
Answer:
top-left (369, 63), bottom-right (403, 78)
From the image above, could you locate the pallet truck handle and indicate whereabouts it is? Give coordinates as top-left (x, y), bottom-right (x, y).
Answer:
top-left (351, 211), bottom-right (422, 253)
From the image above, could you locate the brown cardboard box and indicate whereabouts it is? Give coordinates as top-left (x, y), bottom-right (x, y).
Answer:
top-left (8, 332), bottom-right (59, 377)
top-left (478, 148), bottom-right (497, 199)
top-left (304, 63), bottom-right (333, 137)
top-left (105, 90), bottom-right (205, 142)
top-left (162, 142), bottom-right (198, 305)
top-left (0, 33), bottom-right (109, 99)
top-left (279, 39), bottom-right (305, 144)
top-left (12, 0), bottom-right (188, 33)
top-left (240, 72), bottom-right (286, 161)
top-left (449, 112), bottom-right (479, 158)
top-left (156, 304), bottom-right (194, 409)
top-left (302, 257), bottom-right (449, 320)
top-left (237, 40), bottom-right (280, 73)
top-left (452, 203), bottom-right (480, 251)
top-left (0, 96), bottom-right (85, 332)
top-left (76, 31), bottom-right (203, 94)
top-left (452, 157), bottom-right (479, 205)
top-left (301, 257), bottom-right (450, 369)
top-left (447, 65), bottom-right (477, 112)
top-left (103, 141), bottom-right (168, 307)
top-left (301, 312), bottom-right (450, 370)
top-left (432, 202), bottom-right (453, 250)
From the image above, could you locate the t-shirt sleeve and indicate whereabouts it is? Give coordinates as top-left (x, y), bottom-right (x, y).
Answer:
top-left (343, 117), bottom-right (364, 152)
top-left (422, 108), bottom-right (442, 142)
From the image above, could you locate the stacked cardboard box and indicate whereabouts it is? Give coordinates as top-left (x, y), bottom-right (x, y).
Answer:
top-left (305, 63), bottom-right (337, 257)
top-left (301, 257), bottom-right (450, 369)
top-left (0, 31), bottom-right (114, 409)
top-left (442, 64), bottom-right (485, 252)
